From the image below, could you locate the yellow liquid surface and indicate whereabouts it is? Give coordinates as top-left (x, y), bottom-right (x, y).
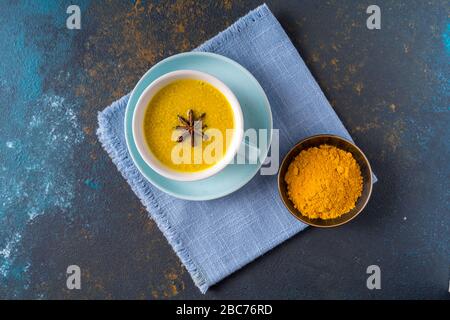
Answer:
top-left (143, 79), bottom-right (235, 172)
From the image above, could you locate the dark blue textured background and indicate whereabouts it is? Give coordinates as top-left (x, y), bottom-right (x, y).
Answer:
top-left (0, 0), bottom-right (448, 299)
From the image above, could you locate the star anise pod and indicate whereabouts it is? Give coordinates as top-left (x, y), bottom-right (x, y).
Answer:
top-left (175, 109), bottom-right (207, 147)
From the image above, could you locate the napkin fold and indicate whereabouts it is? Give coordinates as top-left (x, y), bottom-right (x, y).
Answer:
top-left (97, 4), bottom-right (363, 293)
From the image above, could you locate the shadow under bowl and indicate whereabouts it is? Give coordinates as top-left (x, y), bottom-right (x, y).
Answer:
top-left (278, 134), bottom-right (373, 228)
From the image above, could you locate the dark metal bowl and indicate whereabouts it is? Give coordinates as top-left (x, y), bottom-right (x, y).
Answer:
top-left (278, 134), bottom-right (373, 228)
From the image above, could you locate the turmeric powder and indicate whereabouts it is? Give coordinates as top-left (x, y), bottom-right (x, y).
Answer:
top-left (284, 144), bottom-right (363, 219)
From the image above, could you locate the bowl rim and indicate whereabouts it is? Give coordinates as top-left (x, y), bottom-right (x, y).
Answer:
top-left (277, 134), bottom-right (373, 228)
top-left (132, 69), bottom-right (244, 182)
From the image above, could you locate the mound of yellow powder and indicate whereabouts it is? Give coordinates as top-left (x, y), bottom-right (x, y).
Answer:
top-left (284, 144), bottom-right (363, 220)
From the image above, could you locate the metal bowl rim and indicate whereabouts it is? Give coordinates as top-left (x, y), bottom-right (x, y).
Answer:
top-left (277, 134), bottom-right (373, 228)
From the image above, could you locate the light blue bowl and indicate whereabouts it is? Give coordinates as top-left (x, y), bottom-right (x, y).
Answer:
top-left (125, 52), bottom-right (273, 200)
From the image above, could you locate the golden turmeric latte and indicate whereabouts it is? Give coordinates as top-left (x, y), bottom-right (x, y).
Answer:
top-left (284, 144), bottom-right (363, 219)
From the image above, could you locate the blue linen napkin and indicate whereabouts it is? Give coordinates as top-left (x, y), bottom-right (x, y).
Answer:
top-left (97, 4), bottom-right (367, 293)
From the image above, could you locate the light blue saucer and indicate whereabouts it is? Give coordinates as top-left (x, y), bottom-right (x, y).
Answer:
top-left (125, 52), bottom-right (272, 200)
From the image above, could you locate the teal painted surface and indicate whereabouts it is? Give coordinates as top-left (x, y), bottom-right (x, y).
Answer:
top-left (0, 0), bottom-right (90, 294)
top-left (0, 0), bottom-right (448, 299)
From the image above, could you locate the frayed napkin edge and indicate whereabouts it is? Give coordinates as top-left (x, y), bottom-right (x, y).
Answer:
top-left (195, 4), bottom-right (271, 53)
top-left (96, 95), bottom-right (210, 293)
